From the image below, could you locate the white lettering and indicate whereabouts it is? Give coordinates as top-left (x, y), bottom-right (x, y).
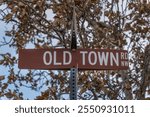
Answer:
top-left (98, 52), bottom-right (109, 66)
top-left (121, 52), bottom-right (124, 59)
top-left (63, 51), bottom-right (72, 65)
top-left (121, 61), bottom-right (129, 66)
top-left (80, 51), bottom-right (88, 65)
top-left (88, 51), bottom-right (97, 65)
top-left (43, 51), bottom-right (52, 65)
top-left (125, 52), bottom-right (128, 59)
top-left (121, 52), bottom-right (128, 59)
top-left (54, 51), bottom-right (61, 65)
top-left (110, 52), bottom-right (119, 66)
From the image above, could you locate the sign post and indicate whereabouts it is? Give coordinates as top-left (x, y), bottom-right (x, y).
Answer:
top-left (70, 2), bottom-right (78, 100)
top-left (70, 68), bottom-right (77, 100)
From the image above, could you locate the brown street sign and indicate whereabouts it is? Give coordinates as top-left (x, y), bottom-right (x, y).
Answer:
top-left (19, 49), bottom-right (129, 70)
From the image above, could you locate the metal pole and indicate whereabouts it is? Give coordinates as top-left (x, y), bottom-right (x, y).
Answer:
top-left (70, 68), bottom-right (77, 100)
top-left (70, 0), bottom-right (78, 100)
top-left (70, 1), bottom-right (77, 50)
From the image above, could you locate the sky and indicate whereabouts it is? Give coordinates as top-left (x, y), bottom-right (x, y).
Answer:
top-left (0, 22), bottom-right (14, 75)
top-left (0, 6), bottom-right (55, 99)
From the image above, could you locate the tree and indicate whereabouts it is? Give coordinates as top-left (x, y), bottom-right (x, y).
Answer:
top-left (0, 0), bottom-right (150, 100)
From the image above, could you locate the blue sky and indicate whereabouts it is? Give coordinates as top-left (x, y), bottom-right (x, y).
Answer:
top-left (0, 23), bottom-right (44, 99)
top-left (0, 7), bottom-right (55, 99)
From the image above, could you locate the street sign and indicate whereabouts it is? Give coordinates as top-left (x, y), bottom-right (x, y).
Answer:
top-left (19, 49), bottom-right (128, 70)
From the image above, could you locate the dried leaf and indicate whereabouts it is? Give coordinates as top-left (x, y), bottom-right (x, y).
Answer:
top-left (80, 87), bottom-right (87, 94)
top-left (5, 92), bottom-right (13, 99)
top-left (0, 76), bottom-right (5, 80)
top-left (2, 83), bottom-right (8, 90)
top-left (4, 13), bottom-right (13, 21)
top-left (18, 2), bottom-right (25, 7)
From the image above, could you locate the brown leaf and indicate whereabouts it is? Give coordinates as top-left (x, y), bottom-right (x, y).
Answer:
top-left (74, 0), bottom-right (82, 5)
top-left (4, 13), bottom-right (13, 21)
top-left (80, 87), bottom-right (87, 94)
top-left (12, 6), bottom-right (18, 13)
top-left (2, 83), bottom-right (8, 90)
top-left (125, 82), bottom-right (131, 90)
top-left (5, 92), bottom-right (13, 99)
top-left (91, 0), bottom-right (98, 3)
top-left (0, 76), bottom-right (5, 80)
top-left (144, 98), bottom-right (150, 100)
top-left (18, 2), bottom-right (25, 8)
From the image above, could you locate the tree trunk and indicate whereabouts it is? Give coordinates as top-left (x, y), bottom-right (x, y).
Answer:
top-left (121, 70), bottom-right (133, 100)
top-left (140, 44), bottom-right (150, 99)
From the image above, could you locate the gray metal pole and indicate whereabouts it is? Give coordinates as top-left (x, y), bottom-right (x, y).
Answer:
top-left (70, 68), bottom-right (77, 100)
top-left (70, 1), bottom-right (78, 100)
